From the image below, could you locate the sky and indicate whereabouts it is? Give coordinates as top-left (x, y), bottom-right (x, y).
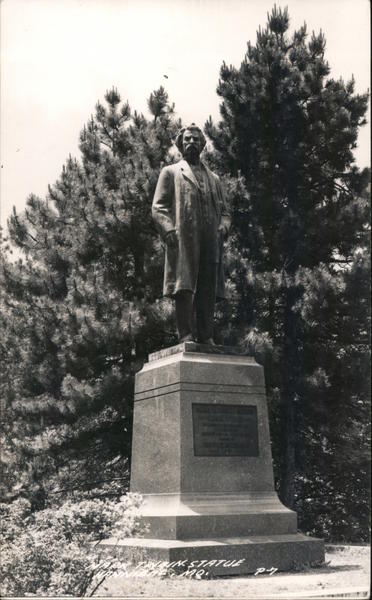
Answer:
top-left (0, 0), bottom-right (370, 229)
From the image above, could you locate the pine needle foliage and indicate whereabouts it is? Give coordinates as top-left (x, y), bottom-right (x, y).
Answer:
top-left (1, 87), bottom-right (181, 506)
top-left (205, 6), bottom-right (370, 540)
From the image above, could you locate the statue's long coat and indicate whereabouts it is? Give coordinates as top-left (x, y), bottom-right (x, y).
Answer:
top-left (152, 159), bottom-right (230, 298)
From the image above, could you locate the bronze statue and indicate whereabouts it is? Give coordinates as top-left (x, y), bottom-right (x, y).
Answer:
top-left (152, 124), bottom-right (230, 344)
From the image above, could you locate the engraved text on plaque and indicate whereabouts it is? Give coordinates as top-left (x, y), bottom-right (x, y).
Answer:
top-left (192, 403), bottom-right (259, 457)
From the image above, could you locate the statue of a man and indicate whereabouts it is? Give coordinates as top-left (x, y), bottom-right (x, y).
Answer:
top-left (152, 124), bottom-right (231, 344)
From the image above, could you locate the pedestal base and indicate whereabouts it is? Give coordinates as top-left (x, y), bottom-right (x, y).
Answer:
top-left (95, 533), bottom-right (324, 576)
top-left (96, 343), bottom-right (324, 575)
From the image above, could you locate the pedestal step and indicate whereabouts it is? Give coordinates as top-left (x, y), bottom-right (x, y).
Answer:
top-left (94, 533), bottom-right (324, 576)
top-left (140, 512), bottom-right (297, 539)
top-left (137, 491), bottom-right (298, 539)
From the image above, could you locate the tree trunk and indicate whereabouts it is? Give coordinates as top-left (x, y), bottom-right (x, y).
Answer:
top-left (133, 246), bottom-right (145, 296)
top-left (279, 286), bottom-right (299, 509)
top-left (279, 383), bottom-right (296, 508)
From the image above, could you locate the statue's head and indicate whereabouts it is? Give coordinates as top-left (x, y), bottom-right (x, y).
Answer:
top-left (175, 124), bottom-right (206, 161)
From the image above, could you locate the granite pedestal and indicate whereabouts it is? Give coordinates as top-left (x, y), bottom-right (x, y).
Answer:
top-left (97, 343), bottom-right (324, 575)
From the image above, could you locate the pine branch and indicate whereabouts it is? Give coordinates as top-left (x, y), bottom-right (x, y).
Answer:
top-left (331, 259), bottom-right (353, 264)
top-left (99, 139), bottom-right (113, 151)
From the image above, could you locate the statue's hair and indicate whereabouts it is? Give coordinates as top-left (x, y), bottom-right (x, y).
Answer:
top-left (175, 123), bottom-right (206, 154)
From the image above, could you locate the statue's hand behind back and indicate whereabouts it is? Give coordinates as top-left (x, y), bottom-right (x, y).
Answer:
top-left (218, 224), bottom-right (229, 241)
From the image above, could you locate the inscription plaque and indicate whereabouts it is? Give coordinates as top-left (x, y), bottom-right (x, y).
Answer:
top-left (192, 403), bottom-right (259, 457)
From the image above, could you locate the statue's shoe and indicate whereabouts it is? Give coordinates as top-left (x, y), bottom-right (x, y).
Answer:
top-left (202, 338), bottom-right (217, 346)
top-left (179, 333), bottom-right (195, 342)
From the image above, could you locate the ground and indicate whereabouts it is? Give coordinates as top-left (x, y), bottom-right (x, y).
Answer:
top-left (94, 545), bottom-right (370, 598)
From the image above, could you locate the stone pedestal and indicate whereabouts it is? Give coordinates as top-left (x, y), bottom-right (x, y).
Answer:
top-left (97, 343), bottom-right (324, 575)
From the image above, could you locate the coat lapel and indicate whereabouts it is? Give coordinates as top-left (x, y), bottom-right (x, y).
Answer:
top-left (201, 162), bottom-right (215, 191)
top-left (201, 161), bottom-right (220, 216)
top-left (179, 160), bottom-right (201, 191)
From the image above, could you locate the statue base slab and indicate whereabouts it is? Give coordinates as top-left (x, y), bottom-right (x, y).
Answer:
top-left (95, 532), bottom-right (324, 576)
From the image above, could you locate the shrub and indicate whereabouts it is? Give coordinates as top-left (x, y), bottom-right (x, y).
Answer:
top-left (0, 493), bottom-right (142, 596)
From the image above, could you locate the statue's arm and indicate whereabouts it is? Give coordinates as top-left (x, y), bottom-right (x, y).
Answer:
top-left (152, 167), bottom-right (176, 240)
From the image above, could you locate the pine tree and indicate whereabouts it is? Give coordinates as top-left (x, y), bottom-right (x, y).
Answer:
top-left (205, 5), bottom-right (370, 536)
top-left (1, 87), bottom-right (181, 506)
